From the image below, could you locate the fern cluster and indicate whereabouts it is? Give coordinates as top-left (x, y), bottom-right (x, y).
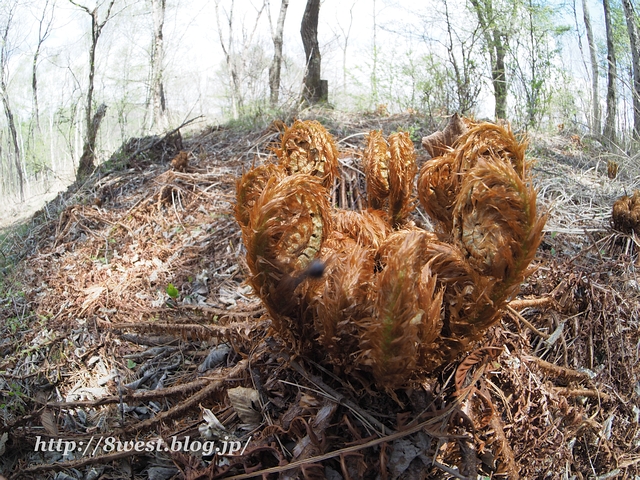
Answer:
top-left (235, 118), bottom-right (545, 389)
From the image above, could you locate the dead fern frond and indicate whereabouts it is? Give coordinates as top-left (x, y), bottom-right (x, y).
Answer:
top-left (421, 113), bottom-right (469, 159)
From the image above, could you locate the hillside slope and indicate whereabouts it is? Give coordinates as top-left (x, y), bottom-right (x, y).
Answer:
top-left (1, 110), bottom-right (639, 479)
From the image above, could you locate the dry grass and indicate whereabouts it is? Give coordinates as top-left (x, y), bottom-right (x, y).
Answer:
top-left (0, 109), bottom-right (638, 479)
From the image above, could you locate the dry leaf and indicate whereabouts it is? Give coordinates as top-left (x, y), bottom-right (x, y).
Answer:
top-left (41, 408), bottom-right (59, 436)
top-left (227, 386), bottom-right (262, 425)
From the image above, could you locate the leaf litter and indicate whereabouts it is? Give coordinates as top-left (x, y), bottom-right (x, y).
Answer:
top-left (0, 110), bottom-right (639, 479)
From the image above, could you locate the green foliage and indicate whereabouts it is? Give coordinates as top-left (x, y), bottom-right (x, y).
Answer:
top-left (166, 283), bottom-right (179, 299)
top-left (0, 382), bottom-right (27, 415)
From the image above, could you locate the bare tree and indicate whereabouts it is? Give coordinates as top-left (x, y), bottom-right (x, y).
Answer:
top-left (334, 1), bottom-right (355, 94)
top-left (442, 0), bottom-right (482, 114)
top-left (148, 0), bottom-right (167, 133)
top-left (32, 0), bottom-right (56, 133)
top-left (602, 0), bottom-right (617, 144)
top-left (371, 0), bottom-right (378, 105)
top-left (469, 0), bottom-right (509, 120)
top-left (267, 0), bottom-right (289, 106)
top-left (621, 0), bottom-right (640, 140)
top-left (0, 0), bottom-right (24, 201)
top-left (68, 0), bottom-right (116, 180)
top-left (301, 0), bottom-right (326, 104)
top-left (215, 0), bottom-right (266, 118)
top-left (580, 0), bottom-right (601, 136)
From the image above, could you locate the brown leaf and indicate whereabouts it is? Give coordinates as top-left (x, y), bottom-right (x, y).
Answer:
top-left (40, 408), bottom-right (58, 436)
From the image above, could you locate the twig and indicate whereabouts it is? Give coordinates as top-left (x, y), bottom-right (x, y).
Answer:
top-left (507, 305), bottom-right (550, 339)
top-left (123, 116), bottom-right (203, 165)
top-left (508, 297), bottom-right (555, 310)
top-left (45, 378), bottom-right (211, 408)
top-left (14, 447), bottom-right (143, 478)
top-left (115, 359), bottom-right (248, 435)
top-left (15, 361), bottom-right (247, 477)
top-left (523, 355), bottom-right (591, 381)
top-left (552, 387), bottom-right (611, 402)
top-left (284, 354), bottom-right (390, 435)
top-left (224, 414), bottom-right (471, 480)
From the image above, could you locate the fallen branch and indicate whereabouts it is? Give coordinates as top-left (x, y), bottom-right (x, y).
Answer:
top-left (523, 355), bottom-right (592, 381)
top-left (115, 359), bottom-right (248, 435)
top-left (507, 305), bottom-right (550, 339)
top-left (13, 361), bottom-right (247, 478)
top-left (552, 387), bottom-right (611, 402)
top-left (224, 413), bottom-right (471, 480)
top-left (508, 296), bottom-right (555, 310)
top-left (45, 377), bottom-right (211, 408)
top-left (122, 116), bottom-right (203, 165)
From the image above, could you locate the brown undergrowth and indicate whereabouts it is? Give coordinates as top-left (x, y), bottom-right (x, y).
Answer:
top-left (0, 110), bottom-right (638, 479)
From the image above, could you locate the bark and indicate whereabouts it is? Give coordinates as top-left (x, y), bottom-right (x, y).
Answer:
top-left (149, 0), bottom-right (167, 132)
top-left (268, 0), bottom-right (289, 106)
top-left (582, 0), bottom-right (601, 136)
top-left (69, 0), bottom-right (116, 181)
top-left (301, 0), bottom-right (326, 104)
top-left (622, 0), bottom-right (640, 140)
top-left (469, 0), bottom-right (508, 120)
top-left (77, 103), bottom-right (107, 180)
top-left (602, 0), bottom-right (617, 144)
top-left (0, 2), bottom-right (24, 201)
top-left (1, 87), bottom-right (23, 202)
top-left (32, 0), bottom-right (55, 133)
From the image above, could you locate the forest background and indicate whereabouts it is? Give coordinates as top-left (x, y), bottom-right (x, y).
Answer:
top-left (0, 0), bottom-right (638, 226)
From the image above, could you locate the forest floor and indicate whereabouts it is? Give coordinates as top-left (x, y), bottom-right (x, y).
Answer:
top-left (0, 108), bottom-right (639, 480)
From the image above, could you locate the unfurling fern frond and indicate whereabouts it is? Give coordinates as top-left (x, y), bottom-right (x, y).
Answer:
top-left (275, 120), bottom-right (339, 189)
top-left (363, 130), bottom-right (390, 210)
top-left (362, 232), bottom-right (423, 389)
top-left (388, 132), bottom-right (417, 229)
top-left (235, 118), bottom-right (545, 390)
top-left (235, 163), bottom-right (285, 229)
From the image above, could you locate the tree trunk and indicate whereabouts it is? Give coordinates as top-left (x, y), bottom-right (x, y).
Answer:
top-left (32, 0), bottom-right (54, 134)
top-left (1, 89), bottom-right (24, 202)
top-left (77, 103), bottom-right (107, 180)
top-left (268, 0), bottom-right (289, 106)
top-left (602, 0), bottom-right (617, 144)
top-left (301, 0), bottom-right (326, 104)
top-left (469, 0), bottom-right (508, 120)
top-left (69, 0), bottom-right (116, 180)
top-left (149, 0), bottom-right (167, 132)
top-left (0, 3), bottom-right (24, 202)
top-left (582, 0), bottom-right (601, 136)
top-left (215, 0), bottom-right (242, 119)
top-left (622, 0), bottom-right (640, 141)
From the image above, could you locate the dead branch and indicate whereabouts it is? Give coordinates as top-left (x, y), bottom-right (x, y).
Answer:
top-left (45, 377), bottom-right (211, 408)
